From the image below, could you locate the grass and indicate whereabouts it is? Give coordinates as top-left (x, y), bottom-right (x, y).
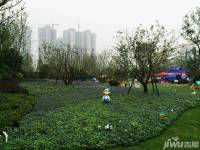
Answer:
top-left (1, 82), bottom-right (199, 149)
top-left (112, 106), bottom-right (200, 150)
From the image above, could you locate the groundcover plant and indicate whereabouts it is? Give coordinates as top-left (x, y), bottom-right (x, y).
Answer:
top-left (1, 83), bottom-right (199, 150)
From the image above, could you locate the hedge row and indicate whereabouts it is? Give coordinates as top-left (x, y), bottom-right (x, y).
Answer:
top-left (0, 94), bottom-right (36, 133)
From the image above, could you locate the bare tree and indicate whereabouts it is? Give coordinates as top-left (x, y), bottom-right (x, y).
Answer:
top-left (0, 0), bottom-right (24, 26)
top-left (96, 50), bottom-right (116, 81)
top-left (181, 7), bottom-right (200, 81)
top-left (62, 45), bottom-right (82, 85)
top-left (0, 0), bottom-right (10, 7)
top-left (40, 43), bottom-right (83, 85)
top-left (0, 1), bottom-right (27, 76)
top-left (41, 43), bottom-right (65, 83)
top-left (115, 22), bottom-right (176, 93)
top-left (182, 7), bottom-right (200, 52)
top-left (0, 0), bottom-right (22, 9)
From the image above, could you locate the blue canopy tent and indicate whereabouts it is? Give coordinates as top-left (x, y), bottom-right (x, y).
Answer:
top-left (158, 67), bottom-right (189, 82)
top-left (162, 75), bottom-right (177, 81)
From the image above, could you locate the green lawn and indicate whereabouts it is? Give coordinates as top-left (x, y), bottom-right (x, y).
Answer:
top-left (111, 106), bottom-right (200, 150)
top-left (1, 82), bottom-right (199, 150)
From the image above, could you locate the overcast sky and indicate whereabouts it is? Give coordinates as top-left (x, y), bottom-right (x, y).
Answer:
top-left (25, 0), bottom-right (200, 57)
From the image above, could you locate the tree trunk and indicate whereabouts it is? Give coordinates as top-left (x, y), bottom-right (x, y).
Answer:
top-left (142, 83), bottom-right (148, 93)
top-left (63, 76), bottom-right (68, 85)
top-left (68, 80), bottom-right (73, 85)
top-left (62, 76), bottom-right (74, 86)
top-left (55, 75), bottom-right (58, 84)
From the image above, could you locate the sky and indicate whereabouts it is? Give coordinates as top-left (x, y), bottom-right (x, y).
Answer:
top-left (25, 0), bottom-right (200, 59)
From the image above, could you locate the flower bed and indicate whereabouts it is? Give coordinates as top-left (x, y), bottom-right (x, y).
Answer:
top-left (3, 83), bottom-right (199, 150)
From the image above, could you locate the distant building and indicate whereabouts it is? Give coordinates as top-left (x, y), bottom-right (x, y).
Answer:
top-left (63, 28), bottom-right (76, 48)
top-left (38, 25), bottom-right (57, 60)
top-left (55, 38), bottom-right (64, 48)
top-left (91, 33), bottom-right (96, 56)
top-left (75, 31), bottom-right (82, 49)
top-left (23, 26), bottom-right (32, 55)
top-left (83, 30), bottom-right (92, 54)
top-left (62, 28), bottom-right (96, 55)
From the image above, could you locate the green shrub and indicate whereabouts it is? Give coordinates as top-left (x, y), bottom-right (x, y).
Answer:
top-left (0, 94), bottom-right (36, 133)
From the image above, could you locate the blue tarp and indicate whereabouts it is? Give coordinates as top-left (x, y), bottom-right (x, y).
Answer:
top-left (164, 67), bottom-right (189, 73)
top-left (162, 75), bottom-right (177, 80)
top-left (161, 67), bottom-right (189, 81)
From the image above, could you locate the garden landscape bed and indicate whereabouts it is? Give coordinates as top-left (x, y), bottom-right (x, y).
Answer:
top-left (1, 83), bottom-right (199, 150)
top-left (0, 94), bottom-right (36, 133)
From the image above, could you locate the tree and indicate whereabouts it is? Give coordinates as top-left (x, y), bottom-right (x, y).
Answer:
top-left (114, 32), bottom-right (131, 80)
top-left (0, 0), bottom-right (24, 26)
top-left (182, 7), bottom-right (200, 81)
top-left (62, 45), bottom-right (82, 85)
top-left (40, 43), bottom-right (65, 83)
top-left (0, 0), bottom-right (10, 7)
top-left (0, 0), bottom-right (22, 9)
top-left (115, 22), bottom-right (176, 93)
top-left (95, 50), bottom-right (116, 82)
top-left (22, 53), bottom-right (34, 78)
top-left (39, 43), bottom-right (83, 85)
top-left (0, 0), bottom-right (27, 79)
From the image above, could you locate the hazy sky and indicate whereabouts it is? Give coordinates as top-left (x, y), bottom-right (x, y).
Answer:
top-left (25, 0), bottom-right (200, 56)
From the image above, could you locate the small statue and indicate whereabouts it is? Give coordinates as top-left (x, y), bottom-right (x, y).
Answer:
top-left (102, 88), bottom-right (111, 104)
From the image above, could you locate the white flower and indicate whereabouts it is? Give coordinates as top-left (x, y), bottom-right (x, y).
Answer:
top-left (97, 125), bottom-right (101, 128)
top-left (105, 124), bottom-right (113, 130)
top-left (3, 131), bottom-right (8, 143)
